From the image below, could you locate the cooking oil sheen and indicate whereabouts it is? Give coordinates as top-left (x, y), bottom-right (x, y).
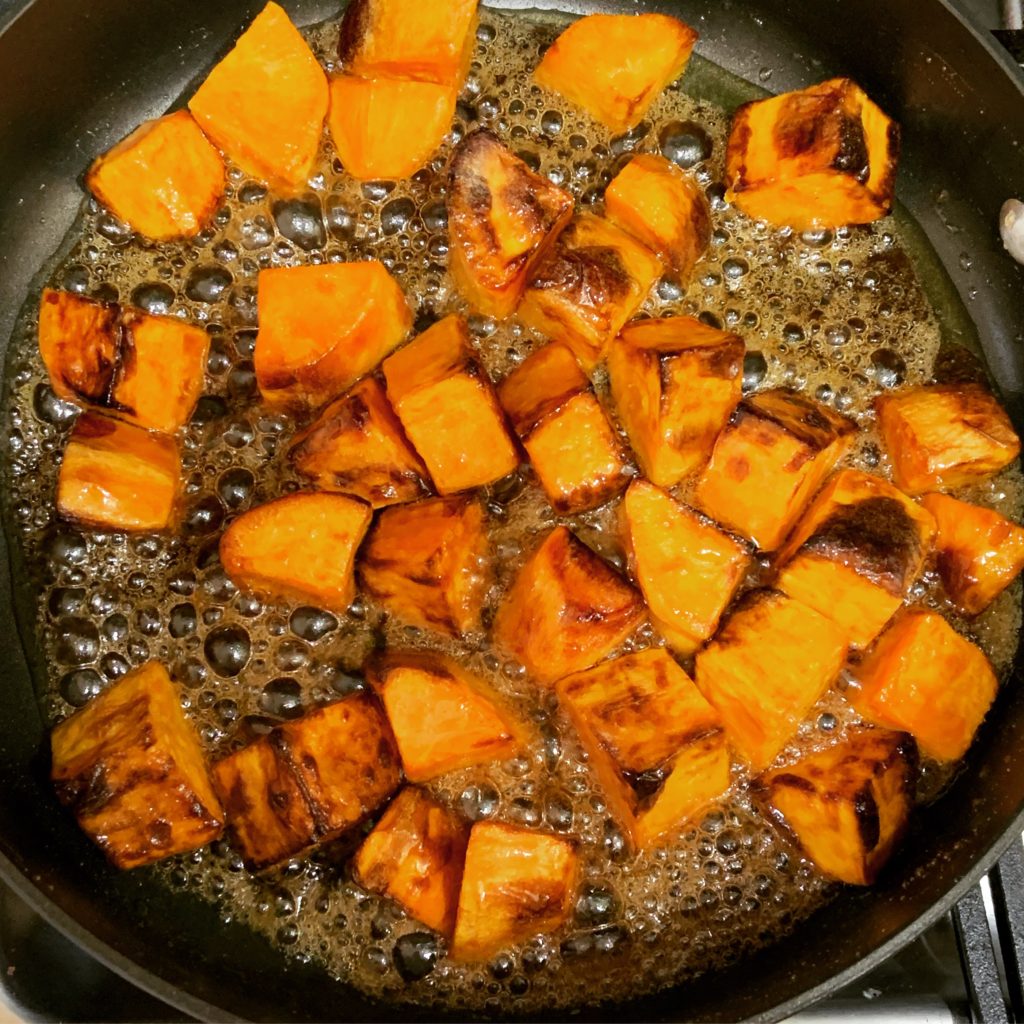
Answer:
top-left (1, 6), bottom-right (1021, 1014)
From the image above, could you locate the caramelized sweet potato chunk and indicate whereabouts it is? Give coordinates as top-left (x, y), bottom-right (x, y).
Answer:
top-left (368, 653), bottom-right (524, 782)
top-left (289, 377), bottom-right (430, 507)
top-left (725, 77), bottom-right (899, 230)
top-left (921, 492), bottom-right (1024, 616)
top-left (518, 214), bottom-right (662, 371)
top-left (695, 389), bottom-right (857, 551)
top-left (621, 480), bottom-right (750, 656)
top-left (759, 727), bottom-right (916, 885)
top-left (339, 0), bottom-right (478, 84)
top-left (220, 492), bottom-right (371, 611)
top-left (696, 589), bottom-right (848, 770)
top-left (491, 526), bottom-right (646, 686)
top-left (557, 648), bottom-right (730, 849)
top-left (38, 289), bottom-right (119, 407)
top-left (212, 694), bottom-right (400, 870)
top-left (498, 343), bottom-right (630, 513)
top-left (354, 787), bottom-right (470, 937)
top-left (448, 129), bottom-right (573, 320)
top-left (57, 412), bottom-right (180, 532)
top-left (774, 469), bottom-right (936, 649)
top-left (533, 14), bottom-right (697, 133)
top-left (604, 154), bottom-right (711, 278)
top-left (189, 2), bottom-right (328, 187)
top-left (608, 316), bottom-right (744, 488)
top-left (875, 384), bottom-right (1020, 495)
top-left (254, 262), bottom-right (412, 414)
top-left (359, 494), bottom-right (488, 636)
top-left (86, 111), bottom-right (225, 240)
top-left (851, 610), bottom-right (998, 762)
top-left (382, 315), bottom-right (518, 493)
top-left (451, 821), bottom-right (578, 962)
top-left (51, 661), bottom-right (223, 869)
top-left (329, 74), bottom-right (456, 181)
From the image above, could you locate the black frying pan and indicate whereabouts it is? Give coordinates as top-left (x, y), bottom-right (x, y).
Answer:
top-left (1, 1), bottom-right (1023, 1020)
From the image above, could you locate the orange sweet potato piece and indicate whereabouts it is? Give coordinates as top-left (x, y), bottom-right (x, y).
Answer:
top-left (608, 316), bottom-right (744, 488)
top-left (695, 389), bottom-right (857, 551)
top-left (189, 2), bottom-right (328, 188)
top-left (875, 384), bottom-right (1020, 495)
top-left (696, 589), bottom-right (848, 771)
top-left (557, 648), bottom-right (730, 849)
top-left (57, 412), bottom-right (180, 532)
top-left (219, 492), bottom-right (371, 611)
top-left (353, 787), bottom-right (470, 938)
top-left (774, 469), bottom-right (936, 649)
top-left (254, 262), bottom-right (412, 414)
top-left (604, 154), bottom-right (711, 278)
top-left (448, 129), bottom-right (573, 320)
top-left (329, 74), bottom-right (456, 181)
top-left (921, 492), bottom-right (1024, 616)
top-left (86, 111), bottom-right (225, 240)
top-left (358, 494), bottom-right (488, 637)
top-left (498, 343), bottom-right (630, 513)
top-left (491, 526), bottom-right (646, 686)
top-left (451, 821), bottom-right (578, 962)
top-left (533, 14), bottom-right (697, 133)
top-left (368, 653), bottom-right (525, 783)
top-left (725, 77), bottom-right (899, 230)
top-left (382, 315), bottom-right (518, 493)
top-left (758, 727), bottom-right (916, 885)
top-left (212, 694), bottom-right (400, 870)
top-left (51, 661), bottom-right (223, 869)
top-left (339, 0), bottom-right (477, 84)
top-left (518, 214), bottom-right (662, 372)
top-left (621, 480), bottom-right (750, 656)
top-left (289, 377), bottom-right (430, 507)
top-left (851, 610), bottom-right (998, 762)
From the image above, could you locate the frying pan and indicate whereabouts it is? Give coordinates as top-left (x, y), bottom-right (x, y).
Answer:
top-left (0, 0), bottom-right (1023, 1020)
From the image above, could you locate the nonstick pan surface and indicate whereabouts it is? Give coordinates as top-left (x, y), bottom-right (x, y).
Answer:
top-left (0, 1), bottom-right (1023, 1020)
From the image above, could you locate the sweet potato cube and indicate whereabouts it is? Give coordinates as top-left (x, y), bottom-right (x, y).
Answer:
top-left (694, 389), bottom-right (857, 551)
top-left (696, 589), bottom-right (848, 771)
top-left (86, 111), bottom-right (225, 241)
top-left (212, 694), bottom-right (400, 870)
top-left (289, 377), bottom-right (430, 507)
top-left (604, 155), bottom-right (711, 279)
top-left (533, 14), bottom-right (698, 133)
top-left (448, 129), bottom-right (573, 320)
top-left (725, 77), bottom-right (899, 230)
top-left (382, 315), bottom-right (518, 493)
top-left (875, 384), bottom-right (1021, 495)
top-left (254, 262), bottom-right (412, 414)
top-left (50, 661), bottom-right (223, 869)
top-left (851, 610), bottom-right (998, 762)
top-left (368, 653), bottom-right (524, 782)
top-left (518, 214), bottom-right (662, 372)
top-left (328, 74), bottom-right (456, 182)
top-left (451, 821), bottom-right (578, 962)
top-left (774, 469), bottom-right (936, 649)
top-left (557, 649), bottom-right (730, 849)
top-left (353, 787), bottom-right (470, 938)
top-left (219, 492), bottom-right (371, 611)
top-left (621, 480), bottom-right (750, 656)
top-left (608, 316), bottom-right (744, 488)
top-left (359, 495), bottom-right (488, 637)
top-left (491, 526), bottom-right (646, 686)
top-left (338, 0), bottom-right (478, 84)
top-left (921, 492), bottom-right (1024, 616)
top-left (188, 2), bottom-right (328, 187)
top-left (759, 727), bottom-right (916, 885)
top-left (57, 412), bottom-right (180, 532)
top-left (498, 343), bottom-right (629, 513)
